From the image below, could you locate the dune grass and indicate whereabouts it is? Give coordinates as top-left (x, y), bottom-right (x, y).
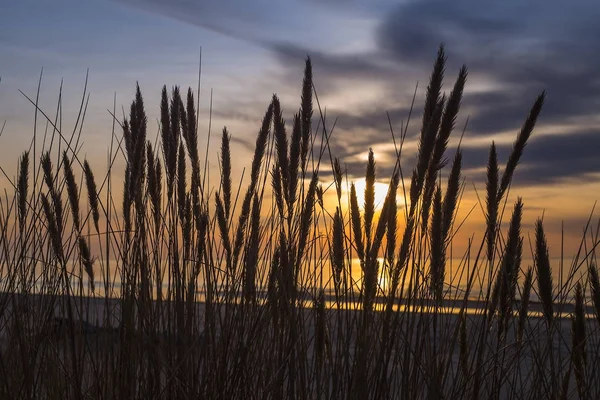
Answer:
top-left (1, 45), bottom-right (600, 399)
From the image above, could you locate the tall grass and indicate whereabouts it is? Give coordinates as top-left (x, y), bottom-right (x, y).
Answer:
top-left (0, 45), bottom-right (599, 399)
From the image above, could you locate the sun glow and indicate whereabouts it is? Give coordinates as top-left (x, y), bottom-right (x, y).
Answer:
top-left (350, 178), bottom-right (397, 211)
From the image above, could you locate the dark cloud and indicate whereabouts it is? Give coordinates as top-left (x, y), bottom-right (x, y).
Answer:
top-left (321, 126), bottom-right (600, 190)
top-left (120, 0), bottom-right (600, 188)
top-left (268, 41), bottom-right (406, 101)
top-left (461, 92), bottom-right (544, 136)
top-left (269, 0), bottom-right (600, 188)
top-left (326, 106), bottom-right (413, 142)
top-left (376, 0), bottom-right (600, 137)
top-left (513, 131), bottom-right (600, 186)
top-left (377, 1), bottom-right (600, 68)
top-left (229, 135), bottom-right (255, 153)
top-left (458, 129), bottom-right (600, 186)
top-left (271, 43), bottom-right (388, 80)
top-left (373, 0), bottom-right (600, 185)
top-left (315, 143), bottom-right (416, 184)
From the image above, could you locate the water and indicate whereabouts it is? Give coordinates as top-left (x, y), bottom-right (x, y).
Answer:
top-left (6, 255), bottom-right (588, 309)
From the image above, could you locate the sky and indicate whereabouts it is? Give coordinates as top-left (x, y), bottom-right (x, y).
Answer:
top-left (1, 0), bottom-right (599, 256)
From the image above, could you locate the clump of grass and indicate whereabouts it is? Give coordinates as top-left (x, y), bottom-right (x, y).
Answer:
top-left (572, 282), bottom-right (586, 398)
top-left (485, 143), bottom-right (499, 264)
top-left (589, 263), bottom-right (600, 325)
top-left (517, 266), bottom-right (533, 343)
top-left (2, 45), bottom-right (600, 400)
top-left (78, 237), bottom-right (94, 292)
top-left (429, 186), bottom-right (444, 302)
top-left (350, 183), bottom-right (365, 262)
top-left (535, 218), bottom-right (554, 328)
top-left (17, 151), bottom-right (29, 233)
top-left (220, 128), bottom-right (232, 220)
top-left (83, 159), bottom-right (100, 233)
top-left (493, 198), bottom-right (523, 339)
top-left (331, 206), bottom-right (344, 291)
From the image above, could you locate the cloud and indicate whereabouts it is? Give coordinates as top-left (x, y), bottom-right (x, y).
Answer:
top-left (116, 0), bottom-right (273, 43)
top-left (456, 129), bottom-right (600, 187)
top-left (376, 1), bottom-right (600, 133)
top-left (116, 0), bottom-right (600, 189)
top-left (270, 0), bottom-right (600, 188)
top-left (270, 42), bottom-right (394, 81)
top-left (116, 0), bottom-right (375, 51)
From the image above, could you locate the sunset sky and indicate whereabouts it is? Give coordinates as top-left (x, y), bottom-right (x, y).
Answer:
top-left (1, 0), bottom-right (599, 256)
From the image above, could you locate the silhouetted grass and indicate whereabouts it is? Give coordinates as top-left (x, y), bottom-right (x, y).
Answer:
top-left (0, 45), bottom-right (599, 400)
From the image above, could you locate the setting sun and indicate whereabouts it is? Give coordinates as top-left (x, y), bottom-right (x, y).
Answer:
top-left (349, 178), bottom-right (402, 211)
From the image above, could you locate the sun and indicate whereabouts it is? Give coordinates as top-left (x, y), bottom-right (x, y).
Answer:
top-left (351, 178), bottom-right (395, 211)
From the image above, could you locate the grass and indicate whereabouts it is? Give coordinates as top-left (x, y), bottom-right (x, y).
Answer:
top-left (1, 44), bottom-right (600, 399)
